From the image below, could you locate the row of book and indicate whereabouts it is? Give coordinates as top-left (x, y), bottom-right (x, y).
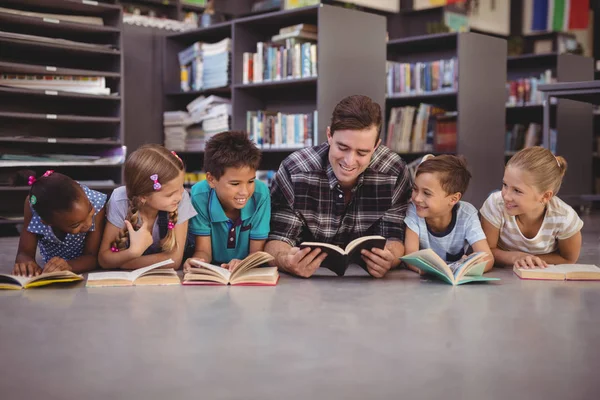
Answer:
top-left (505, 123), bottom-right (557, 154)
top-left (386, 105), bottom-right (457, 154)
top-left (242, 24), bottom-right (318, 84)
top-left (179, 38), bottom-right (231, 92)
top-left (246, 110), bottom-right (317, 149)
top-left (164, 95), bottom-right (231, 152)
top-left (386, 58), bottom-right (458, 97)
top-left (506, 70), bottom-right (555, 107)
top-left (0, 74), bottom-right (111, 95)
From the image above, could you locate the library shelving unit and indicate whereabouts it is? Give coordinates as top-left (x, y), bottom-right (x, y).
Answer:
top-left (386, 31), bottom-right (507, 207)
top-left (506, 52), bottom-right (593, 197)
top-left (0, 0), bottom-right (124, 226)
top-left (118, 0), bottom-right (209, 21)
top-left (162, 4), bottom-right (386, 172)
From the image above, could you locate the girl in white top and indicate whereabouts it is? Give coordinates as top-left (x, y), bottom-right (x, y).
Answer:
top-left (480, 146), bottom-right (583, 269)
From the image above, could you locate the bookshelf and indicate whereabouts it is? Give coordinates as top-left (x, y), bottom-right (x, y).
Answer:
top-left (506, 53), bottom-right (593, 197)
top-left (0, 0), bottom-right (124, 226)
top-left (162, 4), bottom-right (386, 173)
top-left (386, 31), bottom-right (507, 207)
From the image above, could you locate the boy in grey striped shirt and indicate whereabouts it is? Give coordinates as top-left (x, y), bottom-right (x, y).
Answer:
top-left (404, 155), bottom-right (494, 273)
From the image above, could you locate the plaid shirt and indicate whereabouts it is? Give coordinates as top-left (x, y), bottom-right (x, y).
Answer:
top-left (269, 143), bottom-right (412, 247)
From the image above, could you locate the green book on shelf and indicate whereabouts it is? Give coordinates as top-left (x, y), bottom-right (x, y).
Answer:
top-left (401, 249), bottom-right (499, 286)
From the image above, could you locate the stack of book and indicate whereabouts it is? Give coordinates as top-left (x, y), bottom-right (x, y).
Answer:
top-left (242, 24), bottom-right (318, 84)
top-left (163, 95), bottom-right (231, 152)
top-left (246, 110), bottom-right (317, 149)
top-left (179, 38), bottom-right (231, 92)
top-left (0, 75), bottom-right (111, 95)
top-left (506, 70), bottom-right (554, 107)
top-left (386, 58), bottom-right (458, 97)
top-left (386, 105), bottom-right (456, 154)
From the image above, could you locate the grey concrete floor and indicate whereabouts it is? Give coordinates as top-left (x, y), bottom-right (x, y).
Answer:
top-left (0, 215), bottom-right (599, 400)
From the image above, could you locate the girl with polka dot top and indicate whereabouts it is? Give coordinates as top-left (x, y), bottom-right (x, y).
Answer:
top-left (13, 171), bottom-right (107, 276)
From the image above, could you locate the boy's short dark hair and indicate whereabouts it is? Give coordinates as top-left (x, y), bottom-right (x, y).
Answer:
top-left (330, 95), bottom-right (382, 138)
top-left (203, 131), bottom-right (261, 179)
top-left (416, 155), bottom-right (471, 195)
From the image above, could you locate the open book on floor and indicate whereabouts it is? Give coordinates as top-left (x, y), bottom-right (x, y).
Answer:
top-left (401, 249), bottom-right (499, 286)
top-left (183, 251), bottom-right (277, 286)
top-left (299, 235), bottom-right (386, 276)
top-left (86, 259), bottom-right (180, 287)
top-left (0, 270), bottom-right (83, 290)
top-left (514, 264), bottom-right (600, 281)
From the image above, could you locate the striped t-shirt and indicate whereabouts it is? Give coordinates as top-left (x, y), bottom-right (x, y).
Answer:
top-left (480, 191), bottom-right (583, 254)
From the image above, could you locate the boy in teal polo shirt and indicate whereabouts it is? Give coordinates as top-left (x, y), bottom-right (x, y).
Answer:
top-left (183, 131), bottom-right (271, 272)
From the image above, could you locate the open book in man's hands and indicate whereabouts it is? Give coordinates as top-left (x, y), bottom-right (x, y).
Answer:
top-left (86, 259), bottom-right (180, 287)
top-left (401, 249), bottom-right (499, 286)
top-left (182, 251), bottom-right (278, 286)
top-left (0, 270), bottom-right (83, 290)
top-left (299, 235), bottom-right (386, 276)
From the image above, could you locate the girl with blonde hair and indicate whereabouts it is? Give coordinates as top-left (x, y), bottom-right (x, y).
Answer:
top-left (481, 146), bottom-right (583, 269)
top-left (99, 144), bottom-right (197, 270)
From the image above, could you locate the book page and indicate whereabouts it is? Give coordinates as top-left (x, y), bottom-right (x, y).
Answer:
top-left (546, 264), bottom-right (600, 274)
top-left (345, 236), bottom-right (386, 254)
top-left (189, 260), bottom-right (231, 281)
top-left (300, 242), bottom-right (345, 254)
top-left (230, 252), bottom-right (274, 280)
top-left (87, 271), bottom-right (133, 282)
top-left (130, 259), bottom-right (175, 281)
top-left (0, 273), bottom-right (28, 287)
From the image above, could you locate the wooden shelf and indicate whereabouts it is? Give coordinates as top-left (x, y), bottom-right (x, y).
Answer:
top-left (387, 32), bottom-right (457, 52)
top-left (0, 86), bottom-right (120, 100)
top-left (234, 77), bottom-right (317, 89)
top-left (9, 0), bottom-right (122, 14)
top-left (0, 61), bottom-right (121, 78)
top-left (0, 218), bottom-right (24, 225)
top-left (0, 137), bottom-right (121, 145)
top-left (180, 3), bottom-right (206, 12)
top-left (0, 111), bottom-right (120, 123)
top-left (386, 90), bottom-right (457, 101)
top-left (166, 86), bottom-right (231, 96)
top-left (507, 52), bottom-right (558, 68)
top-left (0, 11), bottom-right (120, 35)
top-left (0, 35), bottom-right (121, 56)
top-left (235, 4), bottom-right (319, 25)
top-left (168, 20), bottom-right (232, 41)
top-left (0, 183), bottom-right (119, 192)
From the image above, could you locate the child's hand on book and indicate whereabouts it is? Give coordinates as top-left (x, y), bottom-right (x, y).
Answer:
top-left (283, 247), bottom-right (327, 278)
top-left (12, 261), bottom-right (42, 277)
top-left (43, 257), bottom-right (72, 273)
top-left (125, 219), bottom-right (153, 255)
top-left (361, 247), bottom-right (395, 278)
top-left (513, 253), bottom-right (548, 269)
top-left (183, 258), bottom-right (206, 274)
top-left (221, 259), bottom-right (242, 272)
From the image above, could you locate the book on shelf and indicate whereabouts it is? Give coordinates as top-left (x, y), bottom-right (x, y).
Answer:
top-left (505, 123), bottom-right (542, 152)
top-left (506, 70), bottom-right (553, 107)
top-left (0, 6), bottom-right (104, 26)
top-left (247, 110), bottom-right (317, 148)
top-left (0, 270), bottom-right (83, 290)
top-left (86, 259), bottom-right (180, 287)
top-left (401, 249), bottom-right (499, 286)
top-left (299, 235), bottom-right (386, 277)
top-left (513, 264), bottom-right (600, 281)
top-left (386, 105), bottom-right (455, 153)
top-left (183, 251), bottom-right (278, 286)
top-left (124, 13), bottom-right (195, 31)
top-left (243, 37), bottom-right (317, 84)
top-left (179, 39), bottom-right (231, 92)
top-left (386, 58), bottom-right (457, 97)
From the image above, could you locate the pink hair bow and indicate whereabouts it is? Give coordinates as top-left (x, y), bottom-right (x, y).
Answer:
top-left (28, 176), bottom-right (36, 186)
top-left (42, 170), bottom-right (54, 178)
top-left (150, 174), bottom-right (161, 191)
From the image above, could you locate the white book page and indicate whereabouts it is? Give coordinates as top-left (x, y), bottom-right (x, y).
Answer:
top-left (0, 274), bottom-right (29, 286)
top-left (130, 259), bottom-right (175, 281)
top-left (544, 264), bottom-right (600, 274)
top-left (189, 259), bottom-right (231, 281)
top-left (87, 271), bottom-right (133, 282)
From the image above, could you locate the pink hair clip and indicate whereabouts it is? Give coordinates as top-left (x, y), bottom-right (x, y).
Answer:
top-left (42, 170), bottom-right (54, 178)
top-left (168, 221), bottom-right (175, 230)
top-left (110, 246), bottom-right (119, 253)
top-left (150, 174), bottom-right (161, 190)
top-left (171, 151), bottom-right (182, 164)
top-left (28, 175), bottom-right (36, 186)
